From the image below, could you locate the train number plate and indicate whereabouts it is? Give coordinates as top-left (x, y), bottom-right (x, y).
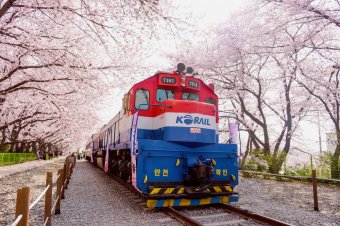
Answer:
top-left (190, 128), bottom-right (201, 133)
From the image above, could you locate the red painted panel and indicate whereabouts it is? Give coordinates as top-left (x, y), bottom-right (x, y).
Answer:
top-left (128, 72), bottom-right (219, 122)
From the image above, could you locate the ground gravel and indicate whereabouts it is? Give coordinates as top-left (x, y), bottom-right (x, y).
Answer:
top-left (233, 176), bottom-right (340, 225)
top-left (52, 161), bottom-right (180, 226)
top-left (2, 159), bottom-right (339, 226)
top-left (0, 158), bottom-right (65, 225)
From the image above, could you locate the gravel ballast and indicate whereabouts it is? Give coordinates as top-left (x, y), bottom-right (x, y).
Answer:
top-left (233, 176), bottom-right (340, 225)
top-left (1, 159), bottom-right (339, 226)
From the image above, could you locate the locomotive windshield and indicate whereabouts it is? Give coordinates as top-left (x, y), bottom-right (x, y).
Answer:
top-left (156, 89), bottom-right (175, 102)
top-left (183, 92), bottom-right (199, 102)
top-left (135, 89), bottom-right (150, 110)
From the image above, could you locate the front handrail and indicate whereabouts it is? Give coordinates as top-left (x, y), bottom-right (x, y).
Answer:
top-left (136, 103), bottom-right (173, 110)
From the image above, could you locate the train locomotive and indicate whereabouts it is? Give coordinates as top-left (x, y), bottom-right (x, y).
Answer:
top-left (85, 64), bottom-right (239, 208)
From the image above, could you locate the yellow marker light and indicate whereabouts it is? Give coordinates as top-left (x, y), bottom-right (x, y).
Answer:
top-left (212, 159), bottom-right (216, 166)
top-left (176, 159), bottom-right (180, 167)
top-left (144, 175), bottom-right (148, 183)
top-left (231, 174), bottom-right (236, 181)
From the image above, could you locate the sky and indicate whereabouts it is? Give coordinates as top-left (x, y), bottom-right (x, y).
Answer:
top-left (99, 0), bottom-right (246, 116)
top-left (98, 0), bottom-right (249, 121)
top-left (171, 0), bottom-right (247, 25)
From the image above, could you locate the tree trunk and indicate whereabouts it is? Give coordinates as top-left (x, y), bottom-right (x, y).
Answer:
top-left (240, 135), bottom-right (252, 169)
top-left (0, 128), bottom-right (6, 152)
top-left (32, 142), bottom-right (37, 153)
top-left (8, 143), bottom-right (14, 153)
top-left (269, 153), bottom-right (286, 173)
top-left (330, 132), bottom-right (340, 179)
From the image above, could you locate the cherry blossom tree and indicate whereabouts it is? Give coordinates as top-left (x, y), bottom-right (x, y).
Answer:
top-left (262, 0), bottom-right (340, 178)
top-left (262, 0), bottom-right (340, 177)
top-left (0, 0), bottom-right (171, 154)
top-left (174, 0), bottom-right (339, 174)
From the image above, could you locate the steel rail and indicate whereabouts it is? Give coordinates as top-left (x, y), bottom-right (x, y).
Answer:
top-left (218, 204), bottom-right (292, 226)
top-left (162, 207), bottom-right (203, 226)
top-left (108, 172), bottom-right (147, 198)
top-left (108, 172), bottom-right (203, 226)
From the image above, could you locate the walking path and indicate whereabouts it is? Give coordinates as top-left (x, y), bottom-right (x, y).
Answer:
top-left (52, 161), bottom-right (174, 226)
top-left (0, 157), bottom-right (64, 179)
top-left (0, 158), bottom-right (66, 225)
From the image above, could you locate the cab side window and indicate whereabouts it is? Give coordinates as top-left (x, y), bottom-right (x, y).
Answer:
top-left (204, 97), bottom-right (216, 106)
top-left (182, 92), bottom-right (199, 102)
top-left (156, 89), bottom-right (175, 102)
top-left (135, 89), bottom-right (149, 110)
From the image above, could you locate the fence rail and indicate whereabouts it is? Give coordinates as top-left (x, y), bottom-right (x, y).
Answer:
top-left (10, 156), bottom-right (76, 226)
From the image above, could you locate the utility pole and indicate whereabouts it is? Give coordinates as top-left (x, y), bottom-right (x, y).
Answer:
top-left (317, 110), bottom-right (322, 153)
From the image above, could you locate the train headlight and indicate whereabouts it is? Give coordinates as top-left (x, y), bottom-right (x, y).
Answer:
top-left (177, 63), bottom-right (186, 74)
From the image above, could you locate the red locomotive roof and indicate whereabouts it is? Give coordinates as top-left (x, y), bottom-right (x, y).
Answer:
top-left (127, 72), bottom-right (219, 122)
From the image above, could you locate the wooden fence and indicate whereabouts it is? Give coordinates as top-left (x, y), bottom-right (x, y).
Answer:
top-left (10, 156), bottom-right (76, 226)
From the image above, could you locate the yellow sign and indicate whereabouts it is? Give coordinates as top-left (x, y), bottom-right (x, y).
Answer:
top-left (216, 169), bottom-right (221, 176)
top-left (154, 169), bottom-right (160, 176)
top-left (163, 169), bottom-right (168, 176)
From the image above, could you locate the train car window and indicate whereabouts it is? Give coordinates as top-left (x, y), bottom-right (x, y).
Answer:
top-left (182, 92), bottom-right (199, 102)
top-left (204, 97), bottom-right (216, 106)
top-left (156, 89), bottom-right (175, 102)
top-left (135, 89), bottom-right (149, 110)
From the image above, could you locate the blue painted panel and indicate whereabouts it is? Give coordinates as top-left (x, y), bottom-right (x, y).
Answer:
top-left (229, 195), bottom-right (239, 202)
top-left (136, 139), bottom-right (238, 193)
top-left (136, 127), bottom-right (216, 143)
top-left (137, 128), bottom-right (164, 140)
top-left (164, 127), bottom-right (216, 143)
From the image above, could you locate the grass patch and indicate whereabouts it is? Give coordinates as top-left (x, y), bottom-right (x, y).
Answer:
top-left (0, 153), bottom-right (38, 167)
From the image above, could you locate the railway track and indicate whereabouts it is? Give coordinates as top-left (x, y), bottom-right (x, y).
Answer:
top-left (163, 205), bottom-right (292, 226)
top-left (108, 171), bottom-right (292, 226)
